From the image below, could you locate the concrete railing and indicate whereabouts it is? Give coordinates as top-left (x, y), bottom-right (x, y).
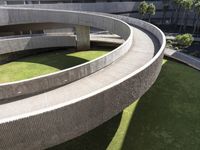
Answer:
top-left (0, 7), bottom-right (133, 101)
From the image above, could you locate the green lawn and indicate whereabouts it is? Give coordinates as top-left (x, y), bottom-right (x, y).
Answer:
top-left (49, 59), bottom-right (200, 150)
top-left (0, 49), bottom-right (109, 83)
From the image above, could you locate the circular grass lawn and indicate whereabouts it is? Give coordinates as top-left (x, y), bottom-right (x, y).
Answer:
top-left (0, 49), bottom-right (109, 83)
top-left (48, 59), bottom-right (200, 150)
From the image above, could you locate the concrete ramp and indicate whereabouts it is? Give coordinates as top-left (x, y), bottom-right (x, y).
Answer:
top-left (0, 7), bottom-right (165, 150)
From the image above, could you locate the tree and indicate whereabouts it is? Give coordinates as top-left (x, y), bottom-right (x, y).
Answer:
top-left (147, 3), bottom-right (156, 22)
top-left (192, 0), bottom-right (199, 27)
top-left (162, 0), bottom-right (170, 24)
top-left (171, 0), bottom-right (182, 25)
top-left (138, 1), bottom-right (148, 19)
top-left (179, 0), bottom-right (193, 32)
top-left (175, 33), bottom-right (194, 48)
top-left (193, 1), bottom-right (200, 34)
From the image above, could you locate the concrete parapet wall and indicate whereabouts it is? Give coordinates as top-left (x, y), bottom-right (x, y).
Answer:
top-left (0, 35), bottom-right (76, 55)
top-left (165, 48), bottom-right (200, 71)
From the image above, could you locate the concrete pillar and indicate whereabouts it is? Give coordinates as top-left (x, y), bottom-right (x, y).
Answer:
top-left (4, 1), bottom-right (7, 5)
top-left (75, 25), bottom-right (90, 50)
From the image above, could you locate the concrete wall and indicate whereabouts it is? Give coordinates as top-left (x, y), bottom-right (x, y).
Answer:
top-left (165, 48), bottom-right (200, 71)
top-left (0, 7), bottom-right (133, 101)
top-left (0, 34), bottom-right (76, 55)
top-left (0, 10), bottom-right (165, 150)
top-left (9, 1), bottom-right (196, 27)
top-left (9, 1), bottom-right (164, 13)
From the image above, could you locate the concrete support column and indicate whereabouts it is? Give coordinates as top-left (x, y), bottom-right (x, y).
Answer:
top-left (75, 25), bottom-right (90, 50)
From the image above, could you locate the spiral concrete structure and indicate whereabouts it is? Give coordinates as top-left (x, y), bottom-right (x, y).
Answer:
top-left (0, 6), bottom-right (165, 150)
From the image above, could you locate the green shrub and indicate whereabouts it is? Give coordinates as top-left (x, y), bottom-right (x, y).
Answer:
top-left (174, 46), bottom-right (179, 50)
top-left (175, 34), bottom-right (194, 48)
top-left (167, 40), bottom-right (173, 44)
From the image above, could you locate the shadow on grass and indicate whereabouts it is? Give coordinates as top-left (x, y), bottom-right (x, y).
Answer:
top-left (15, 50), bottom-right (89, 70)
top-left (48, 113), bottom-right (123, 150)
top-left (121, 60), bottom-right (200, 150)
top-left (48, 59), bottom-right (200, 150)
top-left (15, 49), bottom-right (112, 70)
top-left (0, 49), bottom-right (111, 84)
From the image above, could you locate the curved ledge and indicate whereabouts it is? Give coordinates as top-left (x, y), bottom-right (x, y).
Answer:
top-left (0, 7), bottom-right (133, 101)
top-left (0, 7), bottom-right (165, 150)
top-left (165, 48), bottom-right (200, 71)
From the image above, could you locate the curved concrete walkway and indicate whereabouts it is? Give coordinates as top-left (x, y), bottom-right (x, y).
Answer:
top-left (0, 25), bottom-right (158, 120)
top-left (91, 34), bottom-right (200, 71)
top-left (0, 23), bottom-right (162, 150)
top-left (0, 3), bottom-right (196, 149)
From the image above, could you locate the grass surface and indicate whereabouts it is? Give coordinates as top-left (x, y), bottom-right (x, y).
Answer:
top-left (49, 59), bottom-right (200, 150)
top-left (0, 49), bottom-right (109, 83)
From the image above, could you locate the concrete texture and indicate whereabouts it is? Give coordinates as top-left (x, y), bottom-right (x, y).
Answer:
top-left (0, 34), bottom-right (76, 55)
top-left (90, 34), bottom-right (124, 45)
top-left (0, 7), bottom-right (165, 150)
top-left (75, 25), bottom-right (90, 50)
